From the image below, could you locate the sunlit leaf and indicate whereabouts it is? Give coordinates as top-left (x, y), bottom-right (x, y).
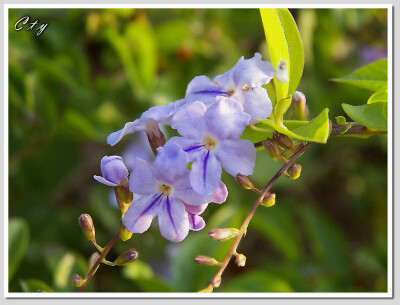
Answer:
top-left (9, 218), bottom-right (30, 281)
top-left (367, 88), bottom-right (387, 104)
top-left (342, 102), bottom-right (387, 131)
top-left (20, 279), bottom-right (54, 292)
top-left (53, 252), bottom-right (87, 291)
top-left (332, 59), bottom-right (387, 91)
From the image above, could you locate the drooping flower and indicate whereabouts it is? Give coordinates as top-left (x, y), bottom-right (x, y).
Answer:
top-left (94, 156), bottom-right (129, 186)
top-left (122, 143), bottom-right (226, 242)
top-left (185, 53), bottom-right (275, 124)
top-left (107, 99), bottom-right (185, 146)
top-left (169, 98), bottom-right (256, 195)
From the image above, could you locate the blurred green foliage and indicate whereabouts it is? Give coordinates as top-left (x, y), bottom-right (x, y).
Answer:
top-left (8, 8), bottom-right (388, 292)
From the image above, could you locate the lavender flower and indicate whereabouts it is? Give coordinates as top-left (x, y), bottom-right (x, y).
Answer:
top-left (185, 53), bottom-right (275, 124)
top-left (122, 143), bottom-right (226, 242)
top-left (169, 98), bottom-right (256, 195)
top-left (93, 156), bottom-right (129, 187)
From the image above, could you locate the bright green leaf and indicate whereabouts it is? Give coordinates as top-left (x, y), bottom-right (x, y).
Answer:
top-left (20, 279), bottom-right (54, 292)
top-left (368, 88), bottom-right (387, 104)
top-left (335, 116), bottom-right (347, 125)
top-left (342, 102), bottom-right (387, 131)
top-left (9, 218), bottom-right (30, 281)
top-left (332, 59), bottom-right (387, 91)
top-left (53, 252), bottom-right (87, 291)
top-left (258, 108), bottom-right (330, 144)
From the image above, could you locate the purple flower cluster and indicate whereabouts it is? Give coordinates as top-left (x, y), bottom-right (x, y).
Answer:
top-left (95, 53), bottom-right (276, 242)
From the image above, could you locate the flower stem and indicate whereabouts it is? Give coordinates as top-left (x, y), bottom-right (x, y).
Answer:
top-left (79, 232), bottom-right (121, 292)
top-left (207, 142), bottom-right (313, 290)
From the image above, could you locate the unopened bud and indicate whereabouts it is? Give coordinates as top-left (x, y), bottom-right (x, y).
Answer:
top-left (235, 174), bottom-right (254, 190)
top-left (276, 59), bottom-right (289, 84)
top-left (260, 193), bottom-right (276, 208)
top-left (208, 228), bottom-right (239, 242)
top-left (194, 255), bottom-right (220, 266)
top-left (287, 163), bottom-right (302, 180)
top-left (263, 138), bottom-right (280, 159)
top-left (71, 273), bottom-right (83, 287)
top-left (114, 248), bottom-right (138, 266)
top-left (273, 132), bottom-right (293, 149)
top-left (235, 253), bottom-right (246, 267)
top-left (198, 284), bottom-right (214, 293)
top-left (115, 179), bottom-right (133, 216)
top-left (211, 275), bottom-right (222, 288)
top-left (88, 252), bottom-right (100, 276)
top-left (78, 214), bottom-right (96, 242)
top-left (145, 119), bottom-right (166, 155)
top-left (335, 116), bottom-right (347, 125)
top-left (120, 222), bottom-right (133, 241)
top-left (293, 91), bottom-right (309, 121)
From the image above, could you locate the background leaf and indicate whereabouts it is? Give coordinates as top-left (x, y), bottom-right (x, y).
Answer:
top-left (342, 102), bottom-right (387, 131)
top-left (9, 218), bottom-right (30, 281)
top-left (20, 279), bottom-right (54, 292)
top-left (331, 59), bottom-right (387, 91)
top-left (367, 88), bottom-right (387, 104)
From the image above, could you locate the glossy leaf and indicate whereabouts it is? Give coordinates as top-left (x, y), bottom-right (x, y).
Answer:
top-left (342, 102), bottom-right (387, 131)
top-left (257, 108), bottom-right (330, 143)
top-left (332, 59), bottom-right (387, 91)
top-left (20, 279), bottom-right (54, 292)
top-left (367, 88), bottom-right (387, 104)
top-left (9, 218), bottom-right (30, 281)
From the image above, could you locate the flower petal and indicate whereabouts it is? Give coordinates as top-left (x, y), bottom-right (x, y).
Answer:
top-left (93, 175), bottom-right (118, 187)
top-left (184, 203), bottom-right (208, 215)
top-left (211, 182), bottom-right (228, 204)
top-left (185, 76), bottom-right (227, 104)
top-left (230, 87), bottom-right (273, 124)
top-left (190, 151), bottom-right (222, 195)
top-left (158, 196), bottom-right (189, 242)
top-left (122, 131), bottom-right (154, 170)
top-left (205, 97), bottom-right (250, 140)
top-left (107, 119), bottom-right (146, 146)
top-left (174, 173), bottom-right (213, 205)
top-left (122, 194), bottom-right (162, 234)
top-left (100, 156), bottom-right (128, 185)
top-left (171, 101), bottom-right (208, 139)
top-left (167, 137), bottom-right (205, 162)
top-left (129, 158), bottom-right (157, 195)
top-left (215, 139), bottom-right (256, 176)
top-left (188, 214), bottom-right (205, 231)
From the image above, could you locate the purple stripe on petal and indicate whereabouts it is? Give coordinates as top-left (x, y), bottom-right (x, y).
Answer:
top-left (137, 193), bottom-right (162, 221)
top-left (203, 151), bottom-right (210, 188)
top-left (184, 145), bottom-right (204, 153)
top-left (193, 90), bottom-right (228, 96)
top-left (166, 196), bottom-right (178, 235)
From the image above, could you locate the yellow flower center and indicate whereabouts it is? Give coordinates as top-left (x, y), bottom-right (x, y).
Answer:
top-left (159, 184), bottom-right (172, 196)
top-left (203, 135), bottom-right (218, 150)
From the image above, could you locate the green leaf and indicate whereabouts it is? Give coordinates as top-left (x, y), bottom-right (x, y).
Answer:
top-left (257, 108), bottom-right (330, 144)
top-left (20, 279), bottom-right (54, 292)
top-left (367, 88), bottom-right (387, 104)
top-left (220, 271), bottom-right (294, 292)
top-left (260, 8), bottom-right (304, 123)
top-left (342, 102), bottom-right (387, 131)
top-left (335, 116), bottom-right (347, 125)
top-left (332, 59), bottom-right (387, 91)
top-left (9, 218), bottom-right (30, 281)
top-left (53, 252), bottom-right (87, 291)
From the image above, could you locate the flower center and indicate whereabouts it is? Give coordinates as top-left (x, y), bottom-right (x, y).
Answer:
top-left (159, 184), bottom-right (172, 196)
top-left (203, 135), bottom-right (218, 150)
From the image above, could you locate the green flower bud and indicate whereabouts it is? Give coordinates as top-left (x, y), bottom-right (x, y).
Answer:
top-left (208, 228), bottom-right (239, 242)
top-left (120, 222), bottom-right (133, 241)
top-left (194, 255), bottom-right (220, 266)
top-left (235, 253), bottom-right (246, 267)
top-left (273, 132), bottom-right (293, 149)
top-left (335, 116), bottom-right (347, 125)
top-left (115, 179), bottom-right (133, 216)
top-left (71, 273), bottom-right (83, 287)
top-left (293, 91), bottom-right (309, 121)
top-left (263, 138), bottom-right (281, 159)
top-left (198, 284), bottom-right (214, 293)
top-left (260, 193), bottom-right (276, 208)
top-left (234, 174), bottom-right (254, 190)
top-left (211, 275), bottom-right (222, 288)
top-left (78, 214), bottom-right (96, 242)
top-left (114, 248), bottom-right (138, 266)
top-left (287, 163), bottom-right (302, 180)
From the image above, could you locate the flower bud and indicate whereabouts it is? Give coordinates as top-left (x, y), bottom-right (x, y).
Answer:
top-left (235, 253), bottom-right (246, 267)
top-left (335, 116), bottom-right (347, 125)
top-left (276, 59), bottom-right (289, 84)
top-left (145, 119), bottom-right (166, 155)
top-left (115, 180), bottom-right (133, 216)
top-left (234, 174), bottom-right (254, 190)
top-left (208, 228), bottom-right (239, 242)
top-left (211, 275), bottom-right (222, 288)
top-left (292, 91), bottom-right (309, 121)
top-left (78, 214), bottom-right (96, 242)
top-left (198, 284), bottom-right (214, 293)
top-left (88, 252), bottom-right (100, 276)
top-left (194, 255), bottom-right (220, 266)
top-left (263, 138), bottom-right (280, 159)
top-left (120, 222), bottom-right (133, 241)
top-left (273, 132), bottom-right (293, 150)
top-left (114, 248), bottom-right (138, 266)
top-left (259, 192), bottom-right (276, 208)
top-left (71, 273), bottom-right (83, 287)
top-left (287, 163), bottom-right (302, 180)
top-left (94, 156), bottom-right (129, 187)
